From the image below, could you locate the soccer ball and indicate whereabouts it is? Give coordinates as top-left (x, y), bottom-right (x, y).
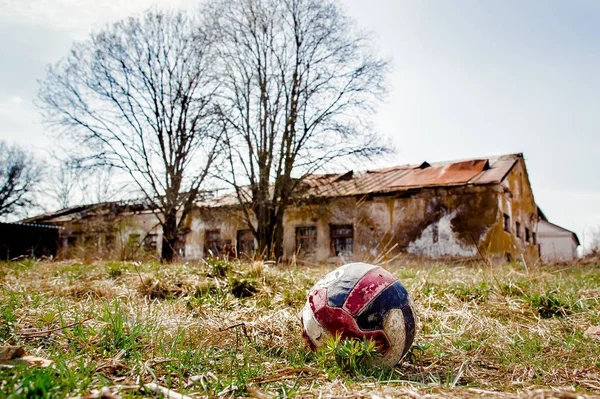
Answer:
top-left (301, 262), bottom-right (416, 366)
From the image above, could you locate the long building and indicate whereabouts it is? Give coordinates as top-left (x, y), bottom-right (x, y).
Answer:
top-left (25, 153), bottom-right (577, 262)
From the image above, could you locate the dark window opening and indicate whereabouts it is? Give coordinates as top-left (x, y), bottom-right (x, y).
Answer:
top-left (503, 214), bottom-right (511, 233)
top-left (516, 222), bottom-right (521, 238)
top-left (532, 232), bottom-right (537, 245)
top-left (144, 233), bottom-right (158, 250)
top-left (104, 235), bottom-right (115, 251)
top-left (296, 226), bottom-right (317, 254)
top-left (205, 229), bottom-right (221, 256)
top-left (237, 229), bottom-right (255, 256)
top-left (67, 235), bottom-right (78, 247)
top-left (525, 227), bottom-right (530, 243)
top-left (432, 224), bottom-right (439, 243)
top-left (331, 224), bottom-right (353, 256)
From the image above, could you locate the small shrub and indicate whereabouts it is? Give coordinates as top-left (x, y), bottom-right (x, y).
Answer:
top-left (527, 291), bottom-right (572, 318)
top-left (230, 278), bottom-right (257, 298)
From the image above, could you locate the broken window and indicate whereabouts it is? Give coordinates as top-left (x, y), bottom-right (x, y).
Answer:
top-left (525, 227), bottom-right (530, 243)
top-left (296, 226), bottom-right (317, 254)
top-left (503, 214), bottom-right (511, 233)
top-left (330, 224), bottom-right (353, 256)
top-left (515, 222), bottom-right (521, 238)
top-left (205, 229), bottom-right (221, 256)
top-left (143, 233), bottom-right (158, 250)
top-left (237, 229), bottom-right (255, 256)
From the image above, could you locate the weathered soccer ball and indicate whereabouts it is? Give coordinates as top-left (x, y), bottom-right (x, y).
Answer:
top-left (301, 262), bottom-right (416, 366)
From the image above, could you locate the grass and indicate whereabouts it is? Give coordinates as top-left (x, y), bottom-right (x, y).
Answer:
top-left (0, 258), bottom-right (599, 398)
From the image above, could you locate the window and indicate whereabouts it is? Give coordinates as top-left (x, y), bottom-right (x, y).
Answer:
top-left (516, 222), bottom-right (521, 238)
top-left (330, 224), bottom-right (353, 256)
top-left (532, 232), bottom-right (537, 245)
top-left (67, 235), bottom-right (79, 248)
top-left (296, 226), bottom-right (317, 254)
top-left (205, 229), bottom-right (221, 256)
top-left (127, 234), bottom-right (141, 246)
top-left (525, 227), bottom-right (530, 243)
top-left (104, 235), bottom-right (115, 251)
top-left (143, 233), bottom-right (158, 250)
top-left (237, 229), bottom-right (255, 256)
top-left (503, 214), bottom-right (511, 233)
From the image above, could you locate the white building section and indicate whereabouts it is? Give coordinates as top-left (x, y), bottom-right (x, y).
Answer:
top-left (538, 219), bottom-right (580, 262)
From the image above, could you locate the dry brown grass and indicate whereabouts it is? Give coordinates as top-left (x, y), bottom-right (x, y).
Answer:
top-left (0, 258), bottom-right (599, 398)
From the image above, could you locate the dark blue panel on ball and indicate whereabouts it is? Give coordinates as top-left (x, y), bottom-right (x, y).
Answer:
top-left (355, 281), bottom-right (411, 331)
top-left (327, 263), bottom-right (376, 308)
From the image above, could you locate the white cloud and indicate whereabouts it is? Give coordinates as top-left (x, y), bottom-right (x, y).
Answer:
top-left (0, 0), bottom-right (195, 33)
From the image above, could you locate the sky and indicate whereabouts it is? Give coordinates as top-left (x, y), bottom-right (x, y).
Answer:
top-left (0, 0), bottom-right (599, 249)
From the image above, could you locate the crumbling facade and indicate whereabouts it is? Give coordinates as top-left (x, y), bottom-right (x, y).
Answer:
top-left (26, 153), bottom-right (554, 262)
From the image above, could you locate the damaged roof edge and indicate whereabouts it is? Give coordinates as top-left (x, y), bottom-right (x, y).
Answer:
top-left (24, 153), bottom-right (526, 222)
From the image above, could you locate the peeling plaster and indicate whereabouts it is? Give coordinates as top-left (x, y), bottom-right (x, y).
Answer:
top-left (407, 210), bottom-right (477, 258)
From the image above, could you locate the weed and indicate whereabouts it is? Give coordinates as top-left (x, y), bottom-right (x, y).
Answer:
top-left (206, 257), bottom-right (232, 277)
top-left (98, 300), bottom-right (145, 357)
top-left (106, 263), bottom-right (123, 278)
top-left (527, 291), bottom-right (572, 318)
top-left (316, 335), bottom-right (382, 375)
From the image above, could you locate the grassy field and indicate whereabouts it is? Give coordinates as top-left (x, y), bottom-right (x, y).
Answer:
top-left (0, 258), bottom-right (599, 398)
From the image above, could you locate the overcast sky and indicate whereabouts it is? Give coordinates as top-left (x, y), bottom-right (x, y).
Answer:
top-left (1, 0), bottom-right (598, 248)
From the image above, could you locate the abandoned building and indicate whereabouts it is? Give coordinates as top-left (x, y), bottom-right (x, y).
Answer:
top-left (24, 153), bottom-right (578, 263)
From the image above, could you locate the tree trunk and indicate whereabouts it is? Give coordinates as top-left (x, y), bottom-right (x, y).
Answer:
top-left (254, 201), bottom-right (283, 260)
top-left (161, 209), bottom-right (178, 262)
top-left (272, 216), bottom-right (284, 260)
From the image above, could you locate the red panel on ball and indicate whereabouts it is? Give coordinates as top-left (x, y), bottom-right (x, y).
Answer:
top-left (309, 287), bottom-right (391, 352)
top-left (342, 267), bottom-right (397, 316)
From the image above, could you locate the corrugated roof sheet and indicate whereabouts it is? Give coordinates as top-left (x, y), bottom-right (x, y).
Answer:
top-left (304, 154), bottom-right (520, 198)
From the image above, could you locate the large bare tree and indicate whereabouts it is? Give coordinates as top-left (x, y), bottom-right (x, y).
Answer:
top-left (0, 140), bottom-right (42, 219)
top-left (38, 10), bottom-right (220, 261)
top-left (206, 0), bottom-right (390, 259)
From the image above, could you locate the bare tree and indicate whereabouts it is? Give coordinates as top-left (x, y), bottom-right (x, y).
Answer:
top-left (206, 0), bottom-right (390, 259)
top-left (38, 10), bottom-right (220, 261)
top-left (46, 157), bottom-right (121, 210)
top-left (45, 158), bottom-right (85, 210)
top-left (0, 140), bottom-right (42, 219)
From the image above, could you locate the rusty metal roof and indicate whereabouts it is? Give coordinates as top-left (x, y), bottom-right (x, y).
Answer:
top-left (196, 154), bottom-right (521, 206)
top-left (304, 154), bottom-right (520, 198)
